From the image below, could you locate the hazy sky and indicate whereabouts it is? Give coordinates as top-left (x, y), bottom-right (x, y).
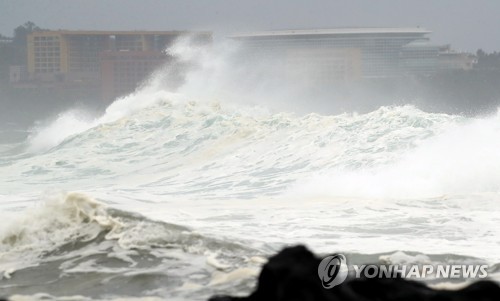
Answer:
top-left (0, 0), bottom-right (498, 52)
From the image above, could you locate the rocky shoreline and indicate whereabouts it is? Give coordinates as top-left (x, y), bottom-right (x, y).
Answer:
top-left (210, 245), bottom-right (500, 301)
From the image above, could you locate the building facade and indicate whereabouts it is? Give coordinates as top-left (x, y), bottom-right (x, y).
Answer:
top-left (100, 51), bottom-right (168, 100)
top-left (27, 30), bottom-right (211, 100)
top-left (231, 28), bottom-right (451, 82)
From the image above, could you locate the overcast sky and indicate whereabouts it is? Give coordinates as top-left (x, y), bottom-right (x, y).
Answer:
top-left (0, 0), bottom-right (498, 52)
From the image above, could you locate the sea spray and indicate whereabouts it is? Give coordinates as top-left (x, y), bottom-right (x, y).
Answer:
top-left (1, 38), bottom-right (500, 300)
top-left (287, 108), bottom-right (500, 199)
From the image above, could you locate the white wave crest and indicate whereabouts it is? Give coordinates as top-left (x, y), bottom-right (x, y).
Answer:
top-left (0, 192), bottom-right (120, 278)
top-left (288, 109), bottom-right (500, 199)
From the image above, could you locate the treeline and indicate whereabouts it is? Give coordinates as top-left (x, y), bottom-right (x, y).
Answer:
top-left (354, 50), bottom-right (500, 115)
top-left (415, 51), bottom-right (500, 114)
top-left (0, 21), bottom-right (42, 82)
top-left (475, 49), bottom-right (500, 70)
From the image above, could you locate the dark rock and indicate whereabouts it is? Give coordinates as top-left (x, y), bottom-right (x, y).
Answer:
top-left (209, 245), bottom-right (500, 301)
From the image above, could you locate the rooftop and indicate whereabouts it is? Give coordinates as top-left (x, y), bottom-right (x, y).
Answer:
top-left (30, 30), bottom-right (211, 36)
top-left (231, 27), bottom-right (431, 39)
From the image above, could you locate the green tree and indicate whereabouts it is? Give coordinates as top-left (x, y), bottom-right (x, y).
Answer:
top-left (13, 21), bottom-right (41, 47)
top-left (475, 49), bottom-right (500, 70)
top-left (0, 22), bottom-right (42, 82)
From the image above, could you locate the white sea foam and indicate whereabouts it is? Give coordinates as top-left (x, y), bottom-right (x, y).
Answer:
top-left (287, 109), bottom-right (500, 199)
top-left (26, 110), bottom-right (96, 153)
top-left (2, 38), bottom-right (500, 300)
top-left (0, 192), bottom-right (120, 277)
top-left (0, 191), bottom-right (262, 300)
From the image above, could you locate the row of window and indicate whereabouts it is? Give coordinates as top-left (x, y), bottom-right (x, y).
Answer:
top-left (69, 67), bottom-right (99, 72)
top-left (35, 53), bottom-right (60, 58)
top-left (35, 64), bottom-right (60, 69)
top-left (35, 58), bottom-right (60, 64)
top-left (34, 41), bottom-right (60, 47)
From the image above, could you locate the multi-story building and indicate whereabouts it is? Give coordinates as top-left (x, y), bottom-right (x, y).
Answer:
top-left (27, 30), bottom-right (211, 100)
top-left (231, 28), bottom-right (449, 82)
top-left (100, 50), bottom-right (169, 100)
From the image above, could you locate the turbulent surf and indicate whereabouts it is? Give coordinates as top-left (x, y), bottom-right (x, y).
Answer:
top-left (1, 41), bottom-right (500, 300)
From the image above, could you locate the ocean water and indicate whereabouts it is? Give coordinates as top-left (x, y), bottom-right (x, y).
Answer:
top-left (1, 41), bottom-right (500, 300)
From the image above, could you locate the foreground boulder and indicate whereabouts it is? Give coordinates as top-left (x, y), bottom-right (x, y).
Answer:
top-left (210, 245), bottom-right (500, 301)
